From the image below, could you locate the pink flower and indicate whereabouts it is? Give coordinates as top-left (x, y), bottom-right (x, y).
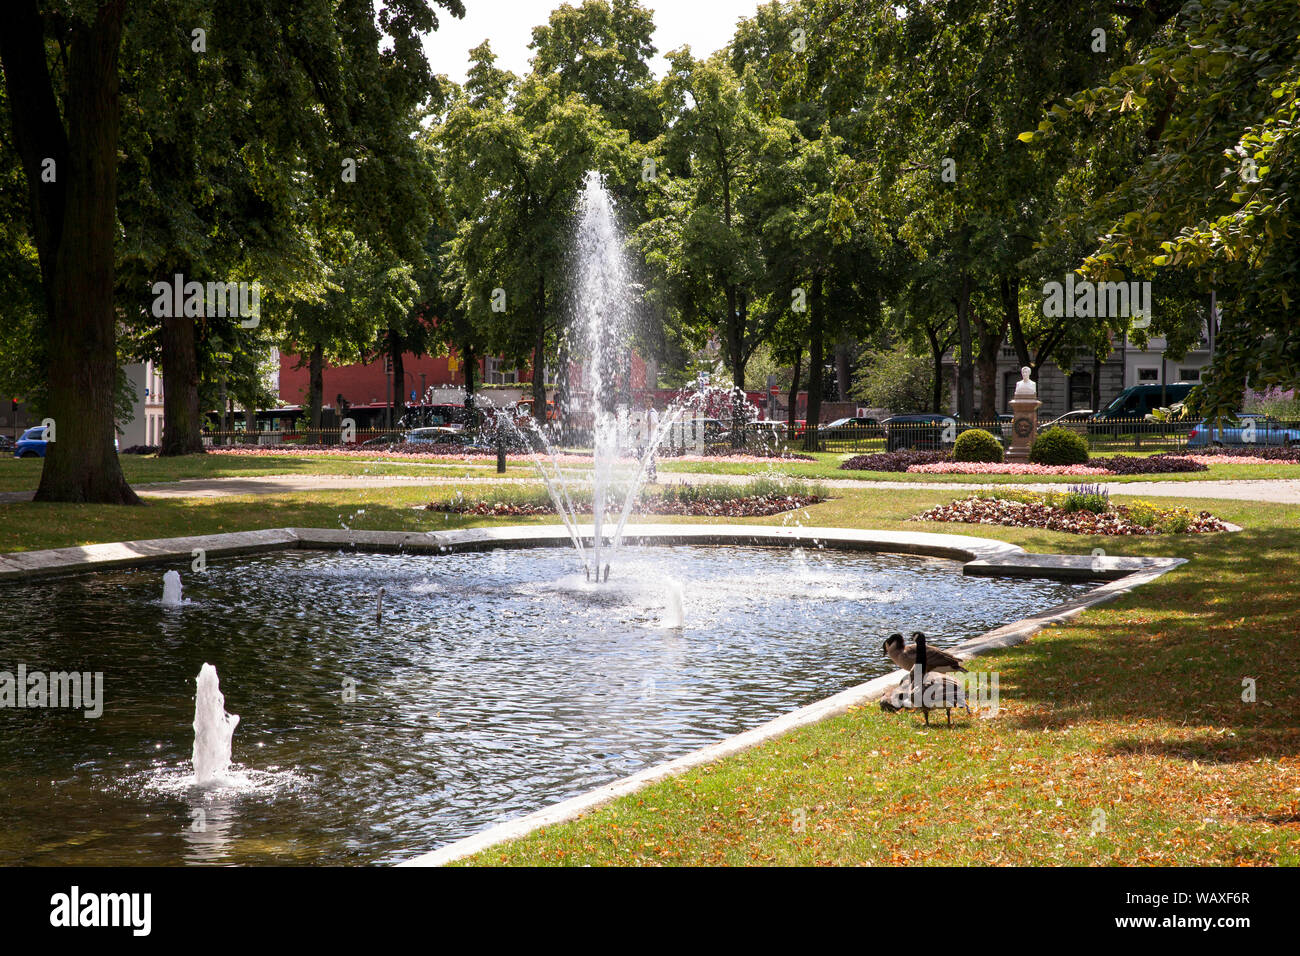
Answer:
top-left (906, 462), bottom-right (1111, 475)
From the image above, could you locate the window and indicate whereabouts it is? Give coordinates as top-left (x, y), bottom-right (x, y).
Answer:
top-left (1137, 367), bottom-right (1160, 382)
top-left (484, 357), bottom-right (517, 385)
top-left (1069, 371), bottom-right (1093, 410)
top-left (1179, 368), bottom-right (1201, 381)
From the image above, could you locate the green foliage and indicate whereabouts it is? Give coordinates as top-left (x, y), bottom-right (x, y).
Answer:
top-left (852, 345), bottom-right (936, 413)
top-left (1025, 0), bottom-right (1300, 417)
top-left (1030, 427), bottom-right (1090, 465)
top-left (952, 428), bottom-right (1003, 463)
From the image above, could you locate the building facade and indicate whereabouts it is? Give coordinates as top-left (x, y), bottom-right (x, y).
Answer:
top-left (120, 361), bottom-right (166, 447)
top-left (940, 332), bottom-right (1213, 421)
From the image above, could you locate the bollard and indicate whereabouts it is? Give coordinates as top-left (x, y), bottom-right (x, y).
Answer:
top-left (496, 434), bottom-right (506, 474)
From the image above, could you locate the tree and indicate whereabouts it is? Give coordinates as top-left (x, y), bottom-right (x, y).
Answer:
top-left (1, 0), bottom-right (138, 502)
top-left (853, 344), bottom-right (938, 413)
top-left (1024, 0), bottom-right (1300, 417)
top-left (439, 43), bottom-right (622, 422)
top-left (638, 50), bottom-right (783, 402)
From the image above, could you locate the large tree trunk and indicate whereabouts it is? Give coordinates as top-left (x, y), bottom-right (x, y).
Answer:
top-left (532, 287), bottom-right (547, 424)
top-left (307, 344), bottom-right (324, 441)
top-left (2, 0), bottom-right (139, 503)
top-left (834, 339), bottom-right (853, 401)
top-left (725, 286), bottom-right (747, 446)
top-left (1002, 274), bottom-right (1032, 371)
top-left (974, 312), bottom-right (1007, 420)
top-left (803, 275), bottom-right (825, 452)
top-left (389, 329), bottom-right (406, 425)
top-left (786, 345), bottom-right (802, 431)
top-left (159, 312), bottom-right (205, 455)
top-left (955, 271), bottom-right (975, 420)
top-left (925, 325), bottom-right (947, 414)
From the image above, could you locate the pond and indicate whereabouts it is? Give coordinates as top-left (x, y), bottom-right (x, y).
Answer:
top-left (0, 544), bottom-right (1091, 865)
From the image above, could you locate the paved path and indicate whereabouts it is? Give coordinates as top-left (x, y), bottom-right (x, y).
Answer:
top-left (4, 472), bottom-right (1300, 504)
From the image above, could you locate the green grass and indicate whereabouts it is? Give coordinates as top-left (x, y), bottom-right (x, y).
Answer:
top-left (0, 453), bottom-right (527, 492)
top-left (657, 453), bottom-right (1300, 484)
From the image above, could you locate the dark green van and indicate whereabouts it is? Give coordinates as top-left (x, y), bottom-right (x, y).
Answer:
top-left (1094, 383), bottom-right (1196, 421)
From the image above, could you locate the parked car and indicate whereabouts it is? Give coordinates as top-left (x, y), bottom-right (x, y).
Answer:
top-left (1186, 414), bottom-right (1300, 447)
top-left (1092, 383), bottom-right (1196, 427)
top-left (13, 425), bottom-right (47, 457)
top-left (882, 413), bottom-right (959, 451)
top-left (1041, 409), bottom-right (1095, 437)
top-left (0, 434), bottom-right (14, 452)
top-left (360, 432), bottom-right (403, 446)
top-left (823, 416), bottom-right (881, 437)
top-left (403, 427), bottom-right (461, 444)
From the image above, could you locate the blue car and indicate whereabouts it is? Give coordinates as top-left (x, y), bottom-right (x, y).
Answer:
top-left (1186, 414), bottom-right (1300, 447)
top-left (13, 426), bottom-right (48, 458)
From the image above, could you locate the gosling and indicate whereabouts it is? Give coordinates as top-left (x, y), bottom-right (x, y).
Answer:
top-left (882, 632), bottom-right (966, 674)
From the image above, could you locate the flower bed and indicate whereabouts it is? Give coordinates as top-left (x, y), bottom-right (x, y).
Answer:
top-left (427, 492), bottom-right (825, 518)
top-left (1086, 454), bottom-right (1208, 475)
top-left (1185, 445), bottom-right (1300, 461)
top-left (840, 450), bottom-right (948, 472)
top-left (906, 461), bottom-right (1111, 476)
top-left (912, 493), bottom-right (1229, 535)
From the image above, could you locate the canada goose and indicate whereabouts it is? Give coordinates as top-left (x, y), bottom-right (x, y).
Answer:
top-left (882, 632), bottom-right (966, 674)
top-left (880, 671), bottom-right (970, 726)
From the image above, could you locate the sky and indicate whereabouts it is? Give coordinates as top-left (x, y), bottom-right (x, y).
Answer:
top-left (420, 1), bottom-right (769, 83)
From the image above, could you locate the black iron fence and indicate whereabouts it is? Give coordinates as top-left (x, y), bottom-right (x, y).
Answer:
top-left (168, 416), bottom-right (1299, 457)
top-left (717, 417), bottom-right (1300, 455)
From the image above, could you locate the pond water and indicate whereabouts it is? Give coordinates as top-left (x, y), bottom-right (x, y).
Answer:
top-left (0, 544), bottom-right (1090, 865)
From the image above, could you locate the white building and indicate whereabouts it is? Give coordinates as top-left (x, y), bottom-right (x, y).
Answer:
top-left (120, 361), bottom-right (165, 448)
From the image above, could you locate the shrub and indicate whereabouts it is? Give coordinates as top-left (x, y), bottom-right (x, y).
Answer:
top-left (1030, 426), bottom-right (1089, 465)
top-left (952, 428), bottom-right (1004, 463)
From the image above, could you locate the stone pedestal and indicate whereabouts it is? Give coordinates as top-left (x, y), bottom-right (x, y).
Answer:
top-left (1007, 396), bottom-right (1041, 461)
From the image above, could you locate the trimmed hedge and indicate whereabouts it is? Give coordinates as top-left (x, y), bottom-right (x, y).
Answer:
top-left (1030, 427), bottom-right (1089, 465)
top-left (952, 428), bottom-right (1004, 463)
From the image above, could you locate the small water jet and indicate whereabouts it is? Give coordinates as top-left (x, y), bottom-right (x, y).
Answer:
top-left (192, 663), bottom-right (239, 786)
top-left (660, 581), bottom-right (684, 629)
top-left (161, 570), bottom-right (183, 608)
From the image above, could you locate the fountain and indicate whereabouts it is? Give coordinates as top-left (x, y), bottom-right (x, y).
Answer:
top-left (660, 580), bottom-right (684, 628)
top-left (161, 570), bottom-right (183, 607)
top-left (502, 172), bottom-right (692, 582)
top-left (192, 663), bottom-right (239, 786)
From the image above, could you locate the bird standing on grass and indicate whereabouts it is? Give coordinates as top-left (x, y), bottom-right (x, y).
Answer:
top-left (882, 632), bottom-right (966, 674)
top-left (880, 672), bottom-right (970, 726)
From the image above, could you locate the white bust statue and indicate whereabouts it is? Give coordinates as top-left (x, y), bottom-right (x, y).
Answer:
top-left (1013, 366), bottom-right (1037, 397)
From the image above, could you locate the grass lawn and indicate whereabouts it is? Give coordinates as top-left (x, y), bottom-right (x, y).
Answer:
top-left (0, 473), bottom-right (1295, 865)
top-left (657, 452), bottom-right (1300, 484)
top-left (0, 453), bottom-right (528, 492)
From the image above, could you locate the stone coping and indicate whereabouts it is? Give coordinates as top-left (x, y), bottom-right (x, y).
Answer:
top-left (0, 523), bottom-right (1185, 867)
top-left (0, 523), bottom-right (1028, 581)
